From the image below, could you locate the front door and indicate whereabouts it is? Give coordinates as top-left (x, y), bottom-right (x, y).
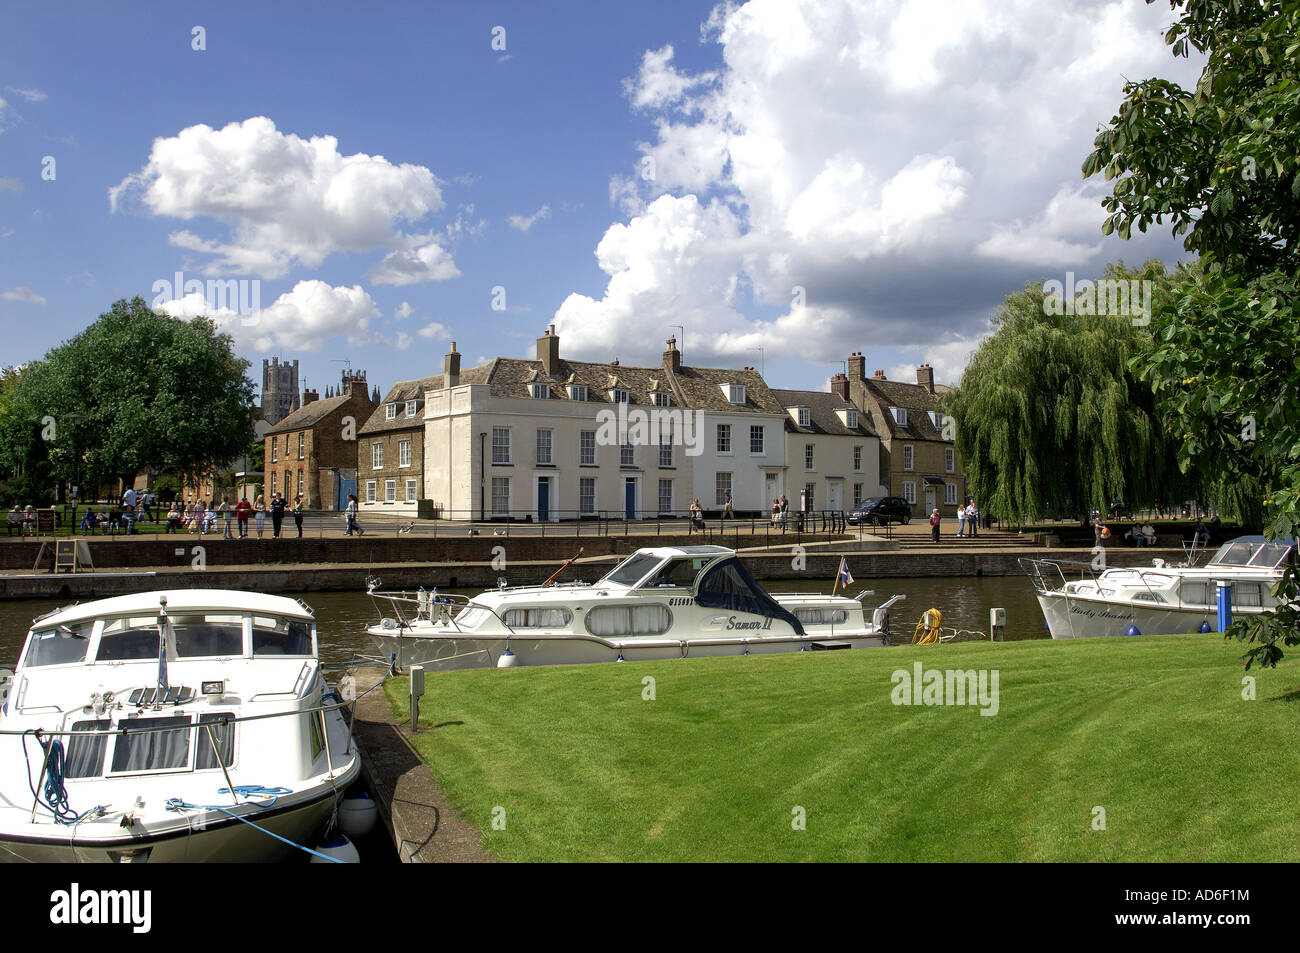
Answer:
top-left (924, 486), bottom-right (936, 514)
top-left (827, 481), bottom-right (843, 513)
top-left (624, 478), bottom-right (636, 520)
top-left (538, 477), bottom-right (550, 522)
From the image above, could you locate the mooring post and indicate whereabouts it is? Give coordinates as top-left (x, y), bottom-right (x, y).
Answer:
top-left (409, 664), bottom-right (425, 733)
top-left (990, 607), bottom-right (1006, 642)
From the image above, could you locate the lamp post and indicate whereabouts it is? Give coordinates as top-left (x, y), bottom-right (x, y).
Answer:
top-left (479, 432), bottom-right (486, 522)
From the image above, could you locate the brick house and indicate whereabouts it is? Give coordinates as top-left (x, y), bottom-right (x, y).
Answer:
top-left (840, 355), bottom-right (965, 519)
top-left (772, 388), bottom-right (882, 514)
top-left (263, 371), bottom-right (377, 510)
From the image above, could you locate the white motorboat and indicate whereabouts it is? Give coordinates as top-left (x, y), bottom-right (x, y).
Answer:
top-left (366, 545), bottom-right (904, 670)
top-left (0, 589), bottom-right (360, 862)
top-left (1021, 535), bottom-right (1295, 639)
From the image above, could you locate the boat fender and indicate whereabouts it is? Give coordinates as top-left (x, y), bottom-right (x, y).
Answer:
top-left (312, 833), bottom-right (361, 863)
top-left (497, 648), bottom-right (519, 668)
top-left (338, 791), bottom-right (378, 839)
top-left (1199, 621), bottom-right (1212, 634)
top-left (1124, 624), bottom-right (1141, 637)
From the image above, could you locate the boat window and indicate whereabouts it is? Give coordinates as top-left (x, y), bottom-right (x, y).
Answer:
top-left (599, 553), bottom-right (664, 587)
top-left (453, 606), bottom-right (491, 630)
top-left (173, 614), bottom-right (244, 658)
top-left (64, 719), bottom-right (110, 778)
top-left (1235, 583), bottom-right (1263, 607)
top-left (308, 711), bottom-right (325, 761)
top-left (253, 618), bottom-right (314, 656)
top-left (1249, 541), bottom-right (1294, 568)
top-left (23, 622), bottom-right (93, 667)
top-left (194, 713), bottom-right (235, 770)
top-left (793, 608), bottom-right (849, 625)
top-left (1133, 593), bottom-right (1165, 603)
top-left (96, 619), bottom-right (163, 662)
top-left (503, 608), bottom-right (572, 628)
top-left (110, 715), bottom-right (192, 774)
top-left (584, 605), bottom-right (672, 637)
top-left (641, 557), bottom-right (708, 589)
top-left (1180, 582), bottom-right (1208, 605)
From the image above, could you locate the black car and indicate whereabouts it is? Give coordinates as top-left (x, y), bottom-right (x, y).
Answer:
top-left (848, 496), bottom-right (912, 526)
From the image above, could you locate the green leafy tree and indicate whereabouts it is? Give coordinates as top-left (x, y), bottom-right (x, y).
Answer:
top-left (15, 298), bottom-right (257, 498)
top-left (941, 262), bottom-right (1184, 527)
top-left (1084, 0), bottom-right (1300, 667)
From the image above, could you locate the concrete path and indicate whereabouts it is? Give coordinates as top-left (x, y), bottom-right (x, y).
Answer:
top-left (349, 665), bottom-right (491, 863)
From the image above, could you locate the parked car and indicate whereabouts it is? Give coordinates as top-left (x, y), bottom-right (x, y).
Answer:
top-left (848, 496), bottom-right (912, 526)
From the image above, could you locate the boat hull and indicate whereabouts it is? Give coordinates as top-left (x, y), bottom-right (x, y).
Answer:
top-left (1038, 592), bottom-right (1222, 639)
top-left (371, 629), bottom-right (886, 671)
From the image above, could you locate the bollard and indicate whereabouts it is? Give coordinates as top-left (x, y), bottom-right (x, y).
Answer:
top-left (1215, 580), bottom-right (1233, 633)
top-left (409, 664), bottom-right (425, 733)
top-left (990, 607), bottom-right (1006, 642)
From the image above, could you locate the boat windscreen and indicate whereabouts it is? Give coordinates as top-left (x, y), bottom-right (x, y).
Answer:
top-left (695, 558), bottom-right (805, 635)
top-left (599, 552), bottom-right (665, 587)
top-left (1209, 539), bottom-right (1295, 569)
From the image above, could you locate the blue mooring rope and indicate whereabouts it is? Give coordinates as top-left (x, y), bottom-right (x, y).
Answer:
top-left (166, 791), bottom-right (344, 863)
top-left (22, 731), bottom-right (105, 825)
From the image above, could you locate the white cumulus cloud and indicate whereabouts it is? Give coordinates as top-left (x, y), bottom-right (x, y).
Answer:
top-left (507, 203), bottom-right (551, 232)
top-left (3, 286), bottom-right (46, 304)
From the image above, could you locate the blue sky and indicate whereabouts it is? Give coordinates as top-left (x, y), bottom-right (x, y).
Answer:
top-left (1, 0), bottom-right (1203, 400)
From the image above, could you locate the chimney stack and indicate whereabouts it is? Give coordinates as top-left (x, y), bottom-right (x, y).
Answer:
top-left (302, 388), bottom-right (319, 406)
top-left (663, 336), bottom-right (681, 373)
top-left (830, 372), bottom-right (849, 401)
top-left (445, 341), bottom-right (461, 387)
top-left (848, 351), bottom-right (866, 381)
top-left (917, 363), bottom-right (935, 394)
top-left (873, 369), bottom-right (886, 379)
top-left (537, 324), bottom-right (560, 377)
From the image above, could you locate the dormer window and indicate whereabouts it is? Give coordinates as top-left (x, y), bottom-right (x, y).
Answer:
top-left (610, 388), bottom-right (629, 404)
top-left (530, 383), bottom-right (551, 399)
top-left (846, 409), bottom-right (858, 429)
top-left (405, 400), bottom-right (418, 417)
top-left (652, 392), bottom-right (671, 407)
top-left (721, 383), bottom-right (746, 405)
top-left (385, 403), bottom-right (397, 420)
top-left (567, 384), bottom-right (588, 401)
top-left (891, 406), bottom-right (908, 427)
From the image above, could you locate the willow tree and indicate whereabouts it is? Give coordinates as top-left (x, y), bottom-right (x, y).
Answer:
top-left (942, 263), bottom-right (1181, 527)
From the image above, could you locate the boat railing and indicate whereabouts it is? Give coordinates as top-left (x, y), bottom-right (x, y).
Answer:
top-left (367, 586), bottom-right (521, 637)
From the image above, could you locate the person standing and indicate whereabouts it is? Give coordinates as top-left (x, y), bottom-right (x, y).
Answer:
top-left (779, 493), bottom-right (789, 528)
top-left (957, 498), bottom-right (968, 538)
top-left (723, 492), bottom-right (734, 520)
top-left (219, 499), bottom-right (233, 539)
top-left (688, 498), bottom-right (703, 534)
top-left (270, 493), bottom-right (286, 538)
top-left (236, 496), bottom-right (252, 538)
top-left (966, 500), bottom-right (979, 538)
top-left (166, 502), bottom-right (181, 533)
top-left (254, 494), bottom-right (267, 539)
top-left (292, 495), bottom-right (304, 538)
top-left (345, 493), bottom-right (362, 536)
top-left (929, 507), bottom-right (941, 543)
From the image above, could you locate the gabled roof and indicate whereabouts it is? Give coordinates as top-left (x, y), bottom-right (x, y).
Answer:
top-left (266, 393), bottom-right (354, 435)
top-left (358, 365), bottom-right (492, 435)
top-left (773, 388), bottom-right (878, 437)
top-left (861, 378), bottom-right (946, 441)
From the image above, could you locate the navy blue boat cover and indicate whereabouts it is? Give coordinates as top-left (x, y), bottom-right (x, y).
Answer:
top-left (695, 557), bottom-right (805, 635)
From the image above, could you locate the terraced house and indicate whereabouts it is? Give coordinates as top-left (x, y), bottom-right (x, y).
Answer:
top-left (263, 370), bottom-right (377, 511)
top-left (773, 388), bottom-right (882, 514)
top-left (422, 329), bottom-right (787, 521)
top-left (840, 354), bottom-right (965, 520)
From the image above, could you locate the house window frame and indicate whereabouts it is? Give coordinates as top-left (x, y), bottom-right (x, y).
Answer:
top-left (902, 481), bottom-right (916, 505)
top-left (366, 480), bottom-right (377, 503)
top-left (405, 478), bottom-right (418, 501)
top-left (491, 478), bottom-right (510, 516)
top-left (385, 479), bottom-right (396, 502)
top-left (386, 403), bottom-right (398, 421)
top-left (492, 427), bottom-right (511, 465)
top-left (945, 447), bottom-right (955, 473)
top-left (372, 442), bottom-right (384, 470)
top-left (715, 472), bottom-right (732, 507)
top-left (405, 400), bottom-right (418, 418)
top-left (580, 430), bottom-right (596, 466)
top-left (805, 443), bottom-right (815, 471)
top-left (749, 425), bottom-right (764, 454)
top-left (716, 423), bottom-right (732, 454)
top-left (399, 439), bottom-right (412, 468)
top-left (579, 478), bottom-right (596, 516)
top-left (902, 444), bottom-right (914, 471)
top-left (536, 428), bottom-right (553, 466)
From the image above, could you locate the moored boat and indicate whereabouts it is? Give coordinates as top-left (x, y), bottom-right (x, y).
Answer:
top-left (1021, 535), bottom-right (1295, 639)
top-left (0, 589), bottom-right (360, 862)
top-left (366, 545), bottom-right (904, 670)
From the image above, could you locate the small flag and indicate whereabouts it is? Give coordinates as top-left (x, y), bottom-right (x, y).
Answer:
top-left (838, 556), bottom-right (853, 588)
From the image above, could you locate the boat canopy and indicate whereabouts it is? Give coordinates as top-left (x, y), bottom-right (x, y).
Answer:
top-left (695, 556), bottom-right (805, 635)
top-left (1206, 536), bottom-right (1296, 570)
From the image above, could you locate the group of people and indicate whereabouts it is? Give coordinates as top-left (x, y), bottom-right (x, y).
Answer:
top-left (770, 494), bottom-right (791, 527)
top-left (159, 493), bottom-right (304, 539)
top-left (1124, 522), bottom-right (1159, 547)
top-left (6, 504), bottom-right (35, 536)
top-left (929, 499), bottom-right (981, 542)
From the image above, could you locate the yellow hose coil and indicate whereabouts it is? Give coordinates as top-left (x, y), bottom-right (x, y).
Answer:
top-left (913, 608), bottom-right (944, 645)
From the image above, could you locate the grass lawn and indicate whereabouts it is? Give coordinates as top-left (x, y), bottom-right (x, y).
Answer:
top-left (384, 635), bottom-right (1300, 862)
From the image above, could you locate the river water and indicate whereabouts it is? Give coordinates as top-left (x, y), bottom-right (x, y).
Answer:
top-left (0, 575), bottom-right (1048, 667)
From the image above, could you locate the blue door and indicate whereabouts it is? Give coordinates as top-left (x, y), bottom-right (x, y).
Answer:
top-left (624, 479), bottom-right (636, 520)
top-left (337, 475), bottom-right (357, 511)
top-left (538, 478), bottom-right (549, 522)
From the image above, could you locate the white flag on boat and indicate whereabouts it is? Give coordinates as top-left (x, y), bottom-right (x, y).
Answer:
top-left (837, 556), bottom-right (853, 588)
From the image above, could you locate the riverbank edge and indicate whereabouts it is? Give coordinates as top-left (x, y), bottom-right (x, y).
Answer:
top-left (0, 546), bottom-right (1183, 600)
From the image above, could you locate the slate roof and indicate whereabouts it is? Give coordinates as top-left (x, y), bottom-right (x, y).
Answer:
top-left (470, 357), bottom-right (785, 415)
top-left (358, 365), bottom-right (492, 435)
top-left (265, 393), bottom-right (354, 436)
top-left (860, 378), bottom-right (946, 441)
top-left (772, 389), bottom-right (878, 437)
